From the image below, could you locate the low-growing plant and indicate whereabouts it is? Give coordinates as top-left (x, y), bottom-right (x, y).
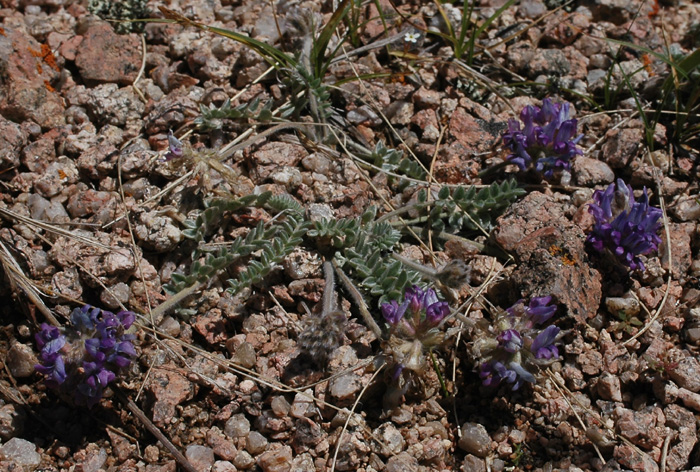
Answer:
top-left (586, 178), bottom-right (662, 271)
top-left (157, 0), bottom-right (356, 141)
top-left (88, 0), bottom-right (149, 34)
top-left (431, 0), bottom-right (518, 65)
top-left (502, 98), bottom-right (583, 181)
top-left (380, 285), bottom-right (450, 396)
top-left (35, 305), bottom-right (137, 407)
top-left (473, 296), bottom-right (561, 390)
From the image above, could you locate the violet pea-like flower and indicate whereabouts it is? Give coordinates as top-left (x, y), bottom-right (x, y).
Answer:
top-left (497, 329), bottom-right (523, 353)
top-left (502, 98), bottom-right (583, 178)
top-left (587, 179), bottom-right (662, 271)
top-left (525, 296), bottom-right (557, 324)
top-left (531, 325), bottom-right (560, 359)
top-left (35, 305), bottom-right (137, 407)
top-left (381, 299), bottom-right (408, 325)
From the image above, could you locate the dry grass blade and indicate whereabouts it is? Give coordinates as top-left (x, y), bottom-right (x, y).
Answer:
top-left (0, 240), bottom-right (58, 326)
top-left (0, 207), bottom-right (113, 250)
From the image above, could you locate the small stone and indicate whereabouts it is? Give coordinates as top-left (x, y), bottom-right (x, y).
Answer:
top-left (301, 153), bottom-right (333, 175)
top-left (290, 390), bottom-right (317, 419)
top-left (0, 438), bottom-right (41, 467)
top-left (7, 343), bottom-right (37, 378)
top-left (605, 297), bottom-right (640, 318)
top-left (0, 404), bottom-right (26, 441)
top-left (390, 407), bottom-right (413, 425)
top-left (144, 445), bottom-right (160, 463)
top-left (597, 372), bottom-right (623, 402)
top-left (290, 452), bottom-right (315, 472)
top-left (256, 445), bottom-right (293, 472)
top-left (147, 368), bottom-right (195, 427)
top-left (271, 396), bottom-right (291, 417)
top-left (234, 342), bottom-right (257, 369)
top-left (186, 445), bottom-right (215, 472)
top-left (246, 431), bottom-right (268, 455)
top-left (134, 211), bottom-right (184, 253)
top-left (572, 156), bottom-right (614, 185)
top-left (224, 413), bottom-right (250, 438)
top-left (270, 166), bottom-right (302, 190)
top-left (412, 86), bottom-right (441, 109)
top-left (329, 372), bottom-right (362, 403)
top-left (458, 423), bottom-right (491, 458)
top-left (207, 427), bottom-right (237, 461)
top-left (672, 197), bottom-right (700, 221)
top-left (386, 452), bottom-right (419, 472)
top-left (602, 126), bottom-right (643, 169)
top-left (462, 454), bottom-right (487, 472)
top-left (100, 282), bottom-right (130, 310)
top-left (107, 430), bottom-right (136, 462)
top-left (386, 100), bottom-right (414, 125)
top-left (233, 450), bottom-right (255, 469)
top-left (0, 27), bottom-right (65, 128)
top-left (212, 460), bottom-right (237, 472)
top-left (519, 0), bottom-right (546, 18)
top-left (159, 317), bottom-right (181, 338)
top-left (371, 423), bottom-right (405, 457)
top-left (668, 350), bottom-right (700, 393)
top-left (81, 447), bottom-right (108, 472)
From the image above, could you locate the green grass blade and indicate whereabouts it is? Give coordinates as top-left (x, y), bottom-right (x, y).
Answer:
top-left (601, 36), bottom-right (692, 79)
top-left (157, 6), bottom-right (296, 69)
top-left (467, 0), bottom-right (516, 63)
top-left (313, 0), bottom-right (352, 78)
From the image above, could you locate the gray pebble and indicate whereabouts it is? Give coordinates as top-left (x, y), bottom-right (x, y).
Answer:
top-left (185, 445), bottom-right (215, 472)
top-left (234, 342), bottom-right (256, 369)
top-left (245, 431), bottom-right (268, 455)
top-left (458, 422), bottom-right (491, 457)
top-left (386, 452), bottom-right (419, 472)
top-left (329, 373), bottom-right (361, 402)
top-left (0, 438), bottom-right (41, 467)
top-left (257, 445), bottom-right (293, 472)
top-left (463, 454), bottom-right (487, 472)
top-left (233, 450), bottom-right (255, 469)
top-left (301, 153), bottom-right (332, 175)
top-left (100, 282), bottom-right (130, 310)
top-left (270, 396), bottom-right (291, 417)
top-left (159, 316), bottom-right (181, 337)
top-left (0, 404), bottom-right (26, 441)
top-left (212, 460), bottom-right (237, 472)
top-left (290, 390), bottom-right (317, 419)
top-left (371, 422), bottom-right (405, 457)
top-left (225, 414), bottom-right (250, 438)
top-left (7, 343), bottom-right (37, 378)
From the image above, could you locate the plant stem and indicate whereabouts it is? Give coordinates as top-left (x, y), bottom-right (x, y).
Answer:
top-left (430, 350), bottom-right (449, 398)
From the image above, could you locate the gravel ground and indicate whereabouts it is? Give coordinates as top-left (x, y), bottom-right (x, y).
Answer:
top-left (1, 0), bottom-right (700, 471)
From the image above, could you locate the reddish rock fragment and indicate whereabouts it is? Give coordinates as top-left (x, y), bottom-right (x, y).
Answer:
top-left (192, 309), bottom-right (229, 345)
top-left (601, 126), bottom-right (644, 169)
top-left (75, 22), bottom-right (141, 85)
top-left (0, 26), bottom-right (64, 128)
top-left (449, 107), bottom-right (503, 154)
top-left (492, 192), bottom-right (602, 323)
top-left (659, 223), bottom-right (692, 279)
top-left (0, 116), bottom-right (26, 169)
top-left (664, 404), bottom-right (697, 471)
top-left (147, 367), bottom-right (196, 427)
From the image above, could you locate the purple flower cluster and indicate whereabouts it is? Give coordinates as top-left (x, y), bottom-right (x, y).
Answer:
top-left (586, 179), bottom-right (662, 271)
top-left (380, 286), bottom-right (450, 374)
top-left (502, 98), bottom-right (583, 178)
top-left (478, 296), bottom-right (560, 390)
top-left (35, 305), bottom-right (137, 407)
